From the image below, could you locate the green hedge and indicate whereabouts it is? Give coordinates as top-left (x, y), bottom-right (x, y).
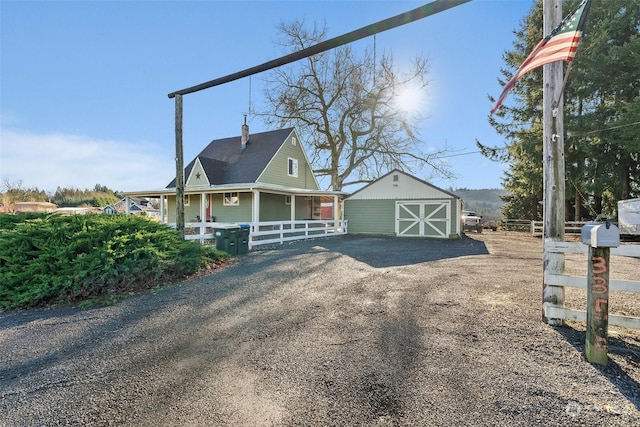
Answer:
top-left (0, 214), bottom-right (225, 310)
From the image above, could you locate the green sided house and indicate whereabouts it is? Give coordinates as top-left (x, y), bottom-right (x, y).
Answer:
top-left (344, 169), bottom-right (463, 239)
top-left (125, 124), bottom-right (346, 236)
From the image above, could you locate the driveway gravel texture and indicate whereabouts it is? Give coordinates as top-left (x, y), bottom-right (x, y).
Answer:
top-left (1, 232), bottom-right (639, 426)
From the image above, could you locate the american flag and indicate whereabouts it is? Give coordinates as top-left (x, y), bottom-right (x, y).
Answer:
top-left (491, 0), bottom-right (591, 114)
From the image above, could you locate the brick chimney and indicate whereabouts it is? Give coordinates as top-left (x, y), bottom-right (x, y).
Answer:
top-left (241, 115), bottom-right (249, 150)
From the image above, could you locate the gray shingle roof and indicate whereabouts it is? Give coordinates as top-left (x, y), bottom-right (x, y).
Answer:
top-left (167, 127), bottom-right (294, 188)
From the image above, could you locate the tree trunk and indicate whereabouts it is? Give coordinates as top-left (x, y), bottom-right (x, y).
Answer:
top-left (621, 164), bottom-right (630, 200)
top-left (594, 195), bottom-right (603, 217)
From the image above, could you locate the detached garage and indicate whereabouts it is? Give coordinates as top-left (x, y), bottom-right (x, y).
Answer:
top-left (344, 169), bottom-right (462, 239)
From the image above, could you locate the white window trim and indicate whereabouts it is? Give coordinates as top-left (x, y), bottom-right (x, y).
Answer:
top-left (223, 192), bottom-right (239, 206)
top-left (184, 195), bottom-right (190, 206)
top-left (288, 157), bottom-right (298, 177)
top-left (285, 195), bottom-right (292, 205)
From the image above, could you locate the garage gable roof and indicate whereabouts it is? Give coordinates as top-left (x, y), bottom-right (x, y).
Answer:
top-left (346, 169), bottom-right (461, 200)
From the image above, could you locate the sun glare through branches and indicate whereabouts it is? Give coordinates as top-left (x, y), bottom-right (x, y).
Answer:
top-left (392, 80), bottom-right (427, 117)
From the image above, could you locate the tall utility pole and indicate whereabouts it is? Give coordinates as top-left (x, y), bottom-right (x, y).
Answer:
top-left (174, 94), bottom-right (185, 236)
top-left (542, 0), bottom-right (565, 325)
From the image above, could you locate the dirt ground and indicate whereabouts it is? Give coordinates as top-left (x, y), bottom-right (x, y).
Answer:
top-left (1, 232), bottom-right (639, 426)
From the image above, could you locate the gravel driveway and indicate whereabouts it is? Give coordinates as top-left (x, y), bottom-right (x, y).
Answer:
top-left (1, 233), bottom-right (639, 426)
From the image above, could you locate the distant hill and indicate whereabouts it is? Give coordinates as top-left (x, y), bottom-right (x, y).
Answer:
top-left (451, 188), bottom-right (507, 222)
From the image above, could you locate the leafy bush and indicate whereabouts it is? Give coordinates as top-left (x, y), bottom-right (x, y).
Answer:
top-left (0, 214), bottom-right (226, 310)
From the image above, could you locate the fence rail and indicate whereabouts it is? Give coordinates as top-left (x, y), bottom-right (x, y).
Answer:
top-left (172, 220), bottom-right (348, 250)
top-left (531, 221), bottom-right (594, 237)
top-left (544, 241), bottom-right (640, 329)
top-left (248, 220), bottom-right (348, 249)
top-left (501, 219), bottom-right (532, 232)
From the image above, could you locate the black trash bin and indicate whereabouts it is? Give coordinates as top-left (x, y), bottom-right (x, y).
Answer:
top-left (214, 224), bottom-right (241, 255)
top-left (237, 223), bottom-right (251, 255)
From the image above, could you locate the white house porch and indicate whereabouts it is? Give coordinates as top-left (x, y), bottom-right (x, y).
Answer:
top-left (124, 183), bottom-right (347, 250)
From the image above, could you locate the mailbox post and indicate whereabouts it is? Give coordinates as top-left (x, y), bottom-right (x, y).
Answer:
top-left (581, 222), bottom-right (620, 365)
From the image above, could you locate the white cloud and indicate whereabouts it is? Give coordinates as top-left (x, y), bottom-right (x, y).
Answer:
top-left (0, 128), bottom-right (174, 193)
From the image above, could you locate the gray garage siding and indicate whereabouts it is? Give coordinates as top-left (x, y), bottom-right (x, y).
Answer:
top-left (344, 199), bottom-right (396, 235)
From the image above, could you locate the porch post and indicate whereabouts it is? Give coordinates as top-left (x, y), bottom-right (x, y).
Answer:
top-left (160, 195), bottom-right (165, 224)
top-left (252, 190), bottom-right (260, 223)
top-left (291, 195), bottom-right (296, 222)
top-left (125, 196), bottom-right (131, 215)
top-left (333, 195), bottom-right (339, 228)
top-left (200, 192), bottom-right (206, 234)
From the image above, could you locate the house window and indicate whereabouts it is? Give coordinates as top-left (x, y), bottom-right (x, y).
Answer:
top-left (223, 192), bottom-right (239, 206)
top-left (285, 195), bottom-right (292, 205)
top-left (393, 174), bottom-right (399, 182)
top-left (292, 137), bottom-right (297, 146)
top-left (184, 195), bottom-right (190, 206)
top-left (288, 158), bottom-right (298, 177)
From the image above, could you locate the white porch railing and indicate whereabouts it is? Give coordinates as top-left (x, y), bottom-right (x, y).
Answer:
top-left (248, 220), bottom-right (348, 249)
top-left (170, 220), bottom-right (348, 249)
top-left (181, 222), bottom-right (217, 244)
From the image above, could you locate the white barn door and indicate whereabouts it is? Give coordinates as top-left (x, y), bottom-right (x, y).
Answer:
top-left (396, 200), bottom-right (450, 237)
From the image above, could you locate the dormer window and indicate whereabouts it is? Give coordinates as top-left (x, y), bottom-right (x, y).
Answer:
top-left (288, 158), bottom-right (298, 177)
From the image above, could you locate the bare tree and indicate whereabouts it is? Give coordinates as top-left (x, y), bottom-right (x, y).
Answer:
top-left (1, 179), bottom-right (49, 205)
top-left (260, 20), bottom-right (453, 191)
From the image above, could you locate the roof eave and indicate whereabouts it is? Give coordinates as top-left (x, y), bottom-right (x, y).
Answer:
top-left (125, 182), bottom-right (348, 198)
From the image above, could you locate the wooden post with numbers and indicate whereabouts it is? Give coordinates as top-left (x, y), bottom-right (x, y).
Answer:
top-left (585, 246), bottom-right (610, 365)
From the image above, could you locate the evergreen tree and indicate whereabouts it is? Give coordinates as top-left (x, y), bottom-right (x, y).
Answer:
top-left (566, 0), bottom-right (640, 215)
top-left (486, 0), bottom-right (545, 220)
top-left (487, 0), bottom-right (640, 220)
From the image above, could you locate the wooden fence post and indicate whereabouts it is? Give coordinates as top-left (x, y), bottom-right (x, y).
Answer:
top-left (585, 246), bottom-right (610, 365)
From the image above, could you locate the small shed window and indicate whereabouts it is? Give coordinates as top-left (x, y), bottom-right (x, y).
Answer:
top-left (223, 192), bottom-right (239, 206)
top-left (288, 158), bottom-right (299, 177)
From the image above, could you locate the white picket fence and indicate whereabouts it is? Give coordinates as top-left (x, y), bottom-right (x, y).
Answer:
top-left (543, 241), bottom-right (640, 329)
top-left (176, 220), bottom-right (348, 250)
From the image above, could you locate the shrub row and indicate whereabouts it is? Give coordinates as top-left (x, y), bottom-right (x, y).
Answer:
top-left (0, 214), bottom-right (225, 310)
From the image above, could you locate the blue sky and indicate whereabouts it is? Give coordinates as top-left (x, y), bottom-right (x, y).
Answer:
top-left (1, 0), bottom-right (534, 193)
